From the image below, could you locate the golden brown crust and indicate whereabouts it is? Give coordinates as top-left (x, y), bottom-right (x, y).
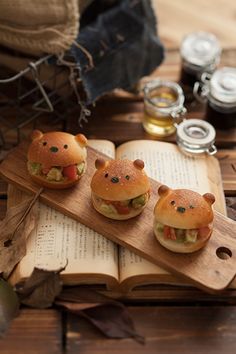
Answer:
top-left (154, 223), bottom-right (213, 253)
top-left (154, 186), bottom-right (215, 229)
top-left (91, 192), bottom-right (147, 220)
top-left (90, 159), bottom-right (150, 201)
top-left (28, 131), bottom-right (87, 168)
top-left (29, 172), bottom-right (83, 189)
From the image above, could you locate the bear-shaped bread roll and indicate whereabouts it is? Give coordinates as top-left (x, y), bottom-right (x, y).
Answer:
top-left (154, 185), bottom-right (215, 253)
top-left (90, 158), bottom-right (150, 220)
top-left (27, 130), bottom-right (87, 189)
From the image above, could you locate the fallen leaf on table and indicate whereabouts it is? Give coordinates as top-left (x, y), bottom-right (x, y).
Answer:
top-left (0, 194), bottom-right (39, 279)
top-left (56, 286), bottom-right (145, 344)
top-left (0, 278), bottom-right (19, 337)
top-left (15, 266), bottom-right (64, 308)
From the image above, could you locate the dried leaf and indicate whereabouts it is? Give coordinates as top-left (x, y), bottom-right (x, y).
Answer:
top-left (56, 286), bottom-right (145, 344)
top-left (15, 267), bottom-right (64, 308)
top-left (0, 194), bottom-right (39, 279)
top-left (0, 278), bottom-right (19, 337)
top-left (82, 303), bottom-right (144, 343)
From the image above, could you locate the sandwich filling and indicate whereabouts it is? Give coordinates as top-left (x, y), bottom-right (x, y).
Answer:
top-left (27, 161), bottom-right (85, 182)
top-left (154, 220), bottom-right (211, 244)
top-left (93, 191), bottom-right (150, 216)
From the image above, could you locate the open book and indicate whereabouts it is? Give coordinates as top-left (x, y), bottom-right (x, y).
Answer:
top-left (10, 139), bottom-right (231, 292)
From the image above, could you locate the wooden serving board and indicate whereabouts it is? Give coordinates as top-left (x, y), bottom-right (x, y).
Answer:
top-left (1, 143), bottom-right (236, 293)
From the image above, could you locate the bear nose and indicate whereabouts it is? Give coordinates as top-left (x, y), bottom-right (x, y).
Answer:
top-left (111, 176), bottom-right (119, 183)
top-left (50, 146), bottom-right (58, 153)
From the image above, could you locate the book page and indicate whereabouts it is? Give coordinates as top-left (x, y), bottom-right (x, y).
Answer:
top-left (88, 139), bottom-right (115, 158)
top-left (12, 139), bottom-right (119, 284)
top-left (116, 140), bottom-right (226, 286)
top-left (14, 203), bottom-right (119, 281)
top-left (119, 247), bottom-right (169, 284)
top-left (116, 140), bottom-right (211, 193)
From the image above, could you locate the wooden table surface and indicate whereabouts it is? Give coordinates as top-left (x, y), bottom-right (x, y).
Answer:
top-left (1, 39), bottom-right (236, 354)
top-left (155, 0), bottom-right (236, 50)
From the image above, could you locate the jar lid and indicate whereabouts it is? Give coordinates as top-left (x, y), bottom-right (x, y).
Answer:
top-left (210, 67), bottom-right (236, 104)
top-left (181, 32), bottom-right (221, 68)
top-left (176, 119), bottom-right (217, 155)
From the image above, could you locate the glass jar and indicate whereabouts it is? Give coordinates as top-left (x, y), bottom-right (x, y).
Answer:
top-left (179, 32), bottom-right (221, 101)
top-left (204, 67), bottom-right (236, 129)
top-left (143, 80), bottom-right (186, 137)
top-left (176, 119), bottom-right (217, 156)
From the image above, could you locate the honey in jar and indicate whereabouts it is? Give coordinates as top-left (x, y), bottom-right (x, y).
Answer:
top-left (143, 80), bottom-right (186, 137)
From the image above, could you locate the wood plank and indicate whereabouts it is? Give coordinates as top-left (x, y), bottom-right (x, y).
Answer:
top-left (0, 143), bottom-right (236, 293)
top-left (81, 106), bottom-right (236, 148)
top-left (217, 150), bottom-right (236, 195)
top-left (66, 306), bottom-right (236, 354)
top-left (0, 199), bottom-right (7, 219)
top-left (0, 309), bottom-right (62, 354)
top-left (156, 0), bottom-right (236, 49)
top-left (0, 178), bottom-right (7, 195)
top-left (100, 285), bottom-right (236, 302)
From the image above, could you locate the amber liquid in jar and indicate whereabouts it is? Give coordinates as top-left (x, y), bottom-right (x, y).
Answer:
top-left (143, 87), bottom-right (178, 137)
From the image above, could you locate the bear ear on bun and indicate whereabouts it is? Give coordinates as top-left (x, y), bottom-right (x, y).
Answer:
top-left (30, 129), bottom-right (43, 141)
top-left (75, 133), bottom-right (87, 147)
top-left (27, 130), bottom-right (87, 189)
top-left (154, 184), bottom-right (215, 253)
top-left (95, 158), bottom-right (107, 170)
top-left (158, 184), bottom-right (171, 197)
top-left (203, 193), bottom-right (215, 206)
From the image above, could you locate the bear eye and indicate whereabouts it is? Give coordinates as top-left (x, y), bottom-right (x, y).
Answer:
top-left (64, 144), bottom-right (68, 149)
top-left (125, 175), bottom-right (130, 180)
top-left (43, 142), bottom-right (47, 146)
top-left (170, 200), bottom-right (175, 205)
top-left (105, 173), bottom-right (109, 178)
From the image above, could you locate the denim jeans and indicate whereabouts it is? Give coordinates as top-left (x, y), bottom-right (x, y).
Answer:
top-left (70, 0), bottom-right (165, 104)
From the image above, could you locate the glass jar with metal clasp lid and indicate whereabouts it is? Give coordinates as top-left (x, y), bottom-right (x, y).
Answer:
top-left (143, 79), bottom-right (187, 137)
top-left (194, 67), bottom-right (236, 130)
top-left (179, 31), bottom-right (221, 101)
top-left (176, 119), bottom-right (217, 156)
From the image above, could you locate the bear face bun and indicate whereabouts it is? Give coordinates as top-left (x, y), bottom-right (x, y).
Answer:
top-left (154, 185), bottom-right (215, 253)
top-left (90, 158), bottom-right (150, 220)
top-left (27, 130), bottom-right (87, 189)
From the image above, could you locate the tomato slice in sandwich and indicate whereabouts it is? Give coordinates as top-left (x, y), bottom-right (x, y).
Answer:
top-left (164, 225), bottom-right (171, 238)
top-left (198, 226), bottom-right (210, 238)
top-left (112, 202), bottom-right (130, 215)
top-left (63, 165), bottom-right (78, 180)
